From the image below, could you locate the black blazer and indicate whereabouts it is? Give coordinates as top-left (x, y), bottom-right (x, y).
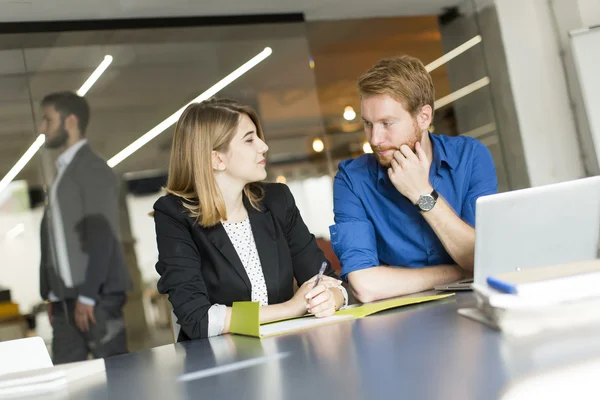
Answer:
top-left (153, 182), bottom-right (336, 341)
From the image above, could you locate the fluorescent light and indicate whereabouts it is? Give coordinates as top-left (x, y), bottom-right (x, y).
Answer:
top-left (461, 122), bottom-right (497, 139)
top-left (0, 134), bottom-right (45, 196)
top-left (480, 135), bottom-right (499, 147)
top-left (434, 76), bottom-right (490, 110)
top-left (77, 55), bottom-right (113, 96)
top-left (5, 223), bottom-right (25, 241)
top-left (425, 35), bottom-right (482, 73)
top-left (108, 47), bottom-right (273, 168)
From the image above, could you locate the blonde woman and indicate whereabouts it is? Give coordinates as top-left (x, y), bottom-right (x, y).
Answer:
top-left (154, 98), bottom-right (347, 341)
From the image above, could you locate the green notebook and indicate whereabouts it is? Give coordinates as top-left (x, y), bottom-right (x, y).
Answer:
top-left (229, 293), bottom-right (454, 338)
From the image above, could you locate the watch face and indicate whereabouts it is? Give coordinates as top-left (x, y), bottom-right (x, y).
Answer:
top-left (418, 194), bottom-right (436, 211)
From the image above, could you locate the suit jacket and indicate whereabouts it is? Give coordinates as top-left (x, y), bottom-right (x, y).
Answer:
top-left (40, 144), bottom-right (131, 302)
top-left (153, 182), bottom-right (336, 341)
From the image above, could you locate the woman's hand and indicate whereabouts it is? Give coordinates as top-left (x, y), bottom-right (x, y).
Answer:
top-left (305, 284), bottom-right (337, 317)
top-left (287, 275), bottom-right (340, 316)
top-left (287, 277), bottom-right (317, 316)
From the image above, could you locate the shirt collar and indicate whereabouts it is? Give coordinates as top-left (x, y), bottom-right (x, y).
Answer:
top-left (429, 132), bottom-right (456, 171)
top-left (56, 139), bottom-right (88, 171)
top-left (376, 132), bottom-right (455, 183)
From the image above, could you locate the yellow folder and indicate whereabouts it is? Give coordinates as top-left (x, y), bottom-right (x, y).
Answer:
top-left (229, 293), bottom-right (454, 338)
top-left (336, 293), bottom-right (454, 318)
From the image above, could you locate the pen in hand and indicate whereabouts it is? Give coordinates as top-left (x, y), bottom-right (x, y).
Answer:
top-left (312, 261), bottom-right (328, 289)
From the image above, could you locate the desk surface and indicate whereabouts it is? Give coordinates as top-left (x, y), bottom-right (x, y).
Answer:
top-left (63, 292), bottom-right (600, 399)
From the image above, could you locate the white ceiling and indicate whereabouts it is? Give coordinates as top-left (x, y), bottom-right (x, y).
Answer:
top-left (0, 0), bottom-right (460, 22)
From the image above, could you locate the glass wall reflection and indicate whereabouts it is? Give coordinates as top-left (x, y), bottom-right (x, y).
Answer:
top-left (0, 20), bottom-right (331, 356)
top-left (0, 47), bottom-right (43, 343)
top-left (0, 11), bottom-right (503, 357)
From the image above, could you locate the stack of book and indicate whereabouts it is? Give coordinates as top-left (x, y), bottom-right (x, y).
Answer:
top-left (459, 259), bottom-right (600, 338)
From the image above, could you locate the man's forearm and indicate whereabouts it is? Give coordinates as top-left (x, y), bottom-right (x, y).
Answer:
top-left (348, 264), bottom-right (465, 303)
top-left (421, 196), bottom-right (475, 271)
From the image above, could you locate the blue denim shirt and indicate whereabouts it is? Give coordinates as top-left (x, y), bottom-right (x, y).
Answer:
top-left (330, 133), bottom-right (498, 281)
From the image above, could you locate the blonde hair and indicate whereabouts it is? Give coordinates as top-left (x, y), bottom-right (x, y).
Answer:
top-left (165, 98), bottom-right (265, 227)
top-left (357, 55), bottom-right (435, 117)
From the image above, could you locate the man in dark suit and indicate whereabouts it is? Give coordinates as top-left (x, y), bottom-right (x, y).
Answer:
top-left (39, 91), bottom-right (131, 364)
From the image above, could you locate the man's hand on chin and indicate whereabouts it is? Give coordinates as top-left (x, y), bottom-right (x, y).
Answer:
top-left (387, 143), bottom-right (432, 203)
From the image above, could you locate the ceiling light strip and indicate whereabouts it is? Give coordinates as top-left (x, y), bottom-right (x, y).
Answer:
top-left (5, 223), bottom-right (25, 241)
top-left (107, 47), bottom-right (273, 168)
top-left (434, 76), bottom-right (490, 109)
top-left (0, 134), bottom-right (45, 195)
top-left (77, 55), bottom-right (113, 96)
top-left (425, 35), bottom-right (482, 73)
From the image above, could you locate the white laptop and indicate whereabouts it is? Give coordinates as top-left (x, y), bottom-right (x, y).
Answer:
top-left (435, 176), bottom-right (600, 291)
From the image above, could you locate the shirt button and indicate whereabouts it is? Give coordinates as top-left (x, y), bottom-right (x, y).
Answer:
top-left (428, 249), bottom-right (436, 255)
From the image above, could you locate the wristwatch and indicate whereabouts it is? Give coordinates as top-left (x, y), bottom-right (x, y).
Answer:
top-left (415, 189), bottom-right (438, 212)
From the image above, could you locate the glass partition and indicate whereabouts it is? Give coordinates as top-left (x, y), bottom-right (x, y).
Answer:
top-left (0, 10), bottom-right (505, 353)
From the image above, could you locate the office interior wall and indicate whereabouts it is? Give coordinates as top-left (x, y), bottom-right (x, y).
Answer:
top-left (444, 0), bottom-right (592, 188)
top-left (494, 0), bottom-right (596, 186)
top-left (549, 0), bottom-right (600, 176)
top-left (438, 0), bottom-right (513, 192)
top-left (493, 0), bottom-right (586, 186)
top-left (569, 28), bottom-right (600, 178)
top-left (574, 0), bottom-right (600, 28)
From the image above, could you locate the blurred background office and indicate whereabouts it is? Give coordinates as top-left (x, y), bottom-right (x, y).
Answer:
top-left (0, 0), bottom-right (598, 358)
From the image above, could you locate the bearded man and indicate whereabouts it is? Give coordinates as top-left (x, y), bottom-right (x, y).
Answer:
top-left (329, 55), bottom-right (498, 303)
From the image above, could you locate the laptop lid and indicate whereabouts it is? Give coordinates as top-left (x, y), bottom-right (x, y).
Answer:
top-left (473, 176), bottom-right (600, 286)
